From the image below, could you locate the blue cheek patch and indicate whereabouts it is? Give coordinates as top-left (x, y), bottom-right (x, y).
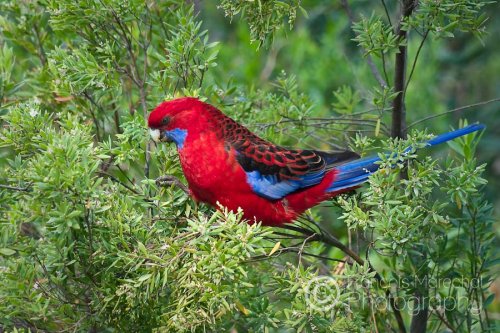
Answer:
top-left (165, 128), bottom-right (188, 150)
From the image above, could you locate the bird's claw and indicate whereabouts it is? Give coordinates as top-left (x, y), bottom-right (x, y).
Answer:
top-left (155, 175), bottom-right (189, 195)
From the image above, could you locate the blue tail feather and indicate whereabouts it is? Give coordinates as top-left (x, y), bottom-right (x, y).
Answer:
top-left (426, 123), bottom-right (485, 146)
top-left (327, 124), bottom-right (485, 193)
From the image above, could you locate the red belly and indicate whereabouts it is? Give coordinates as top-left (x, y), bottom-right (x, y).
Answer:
top-left (177, 132), bottom-right (337, 225)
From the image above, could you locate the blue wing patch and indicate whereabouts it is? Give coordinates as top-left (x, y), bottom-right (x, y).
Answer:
top-left (245, 169), bottom-right (325, 200)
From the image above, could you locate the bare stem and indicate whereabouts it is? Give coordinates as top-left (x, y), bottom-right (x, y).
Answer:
top-left (97, 171), bottom-right (143, 197)
top-left (380, 0), bottom-right (393, 27)
top-left (408, 97), bottom-right (500, 129)
top-left (82, 91), bottom-right (103, 141)
top-left (0, 182), bottom-right (32, 192)
top-left (404, 29), bottom-right (429, 95)
top-left (391, 0), bottom-right (418, 140)
top-left (33, 23), bottom-right (47, 66)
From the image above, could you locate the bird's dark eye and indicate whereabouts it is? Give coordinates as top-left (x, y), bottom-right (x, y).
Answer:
top-left (161, 116), bottom-right (170, 125)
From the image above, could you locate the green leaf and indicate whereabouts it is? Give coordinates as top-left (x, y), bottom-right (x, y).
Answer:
top-left (0, 248), bottom-right (16, 256)
top-left (138, 273), bottom-right (152, 282)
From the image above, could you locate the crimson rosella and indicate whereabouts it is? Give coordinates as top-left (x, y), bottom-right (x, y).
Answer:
top-left (148, 97), bottom-right (484, 226)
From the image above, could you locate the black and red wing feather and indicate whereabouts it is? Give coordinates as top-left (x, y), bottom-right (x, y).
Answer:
top-left (214, 112), bottom-right (359, 199)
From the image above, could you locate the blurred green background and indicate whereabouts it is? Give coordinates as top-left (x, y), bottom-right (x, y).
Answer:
top-left (0, 0), bottom-right (498, 329)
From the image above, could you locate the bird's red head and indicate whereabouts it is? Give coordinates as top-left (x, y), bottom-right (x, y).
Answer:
top-left (148, 97), bottom-right (207, 130)
top-left (148, 97), bottom-right (219, 144)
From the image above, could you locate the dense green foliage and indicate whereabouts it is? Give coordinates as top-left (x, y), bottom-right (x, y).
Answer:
top-left (0, 1), bottom-right (498, 332)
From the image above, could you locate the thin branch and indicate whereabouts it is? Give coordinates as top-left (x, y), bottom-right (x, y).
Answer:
top-left (2, 319), bottom-right (49, 333)
top-left (116, 164), bottom-right (136, 187)
top-left (404, 29), bottom-right (429, 95)
top-left (82, 91), bottom-right (103, 141)
top-left (381, 51), bottom-right (391, 87)
top-left (32, 23), bottom-right (47, 66)
top-left (341, 0), bottom-right (388, 88)
top-left (249, 246), bottom-right (348, 263)
top-left (0, 182), bottom-right (32, 192)
top-left (113, 108), bottom-right (122, 134)
top-left (380, 0), bottom-right (393, 27)
top-left (432, 309), bottom-right (457, 332)
top-left (308, 132), bottom-right (345, 150)
top-left (83, 207), bottom-right (95, 263)
top-left (256, 116), bottom-right (391, 136)
top-left (297, 233), bottom-right (318, 266)
top-left (264, 234), bottom-right (308, 240)
top-left (281, 222), bottom-right (318, 236)
top-left (154, 4), bottom-right (170, 40)
top-left (408, 97), bottom-right (500, 129)
top-left (97, 171), bottom-right (144, 197)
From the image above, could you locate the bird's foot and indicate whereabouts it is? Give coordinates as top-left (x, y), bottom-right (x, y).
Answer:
top-left (155, 175), bottom-right (189, 195)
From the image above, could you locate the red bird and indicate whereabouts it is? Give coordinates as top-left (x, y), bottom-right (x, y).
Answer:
top-left (148, 97), bottom-right (484, 226)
